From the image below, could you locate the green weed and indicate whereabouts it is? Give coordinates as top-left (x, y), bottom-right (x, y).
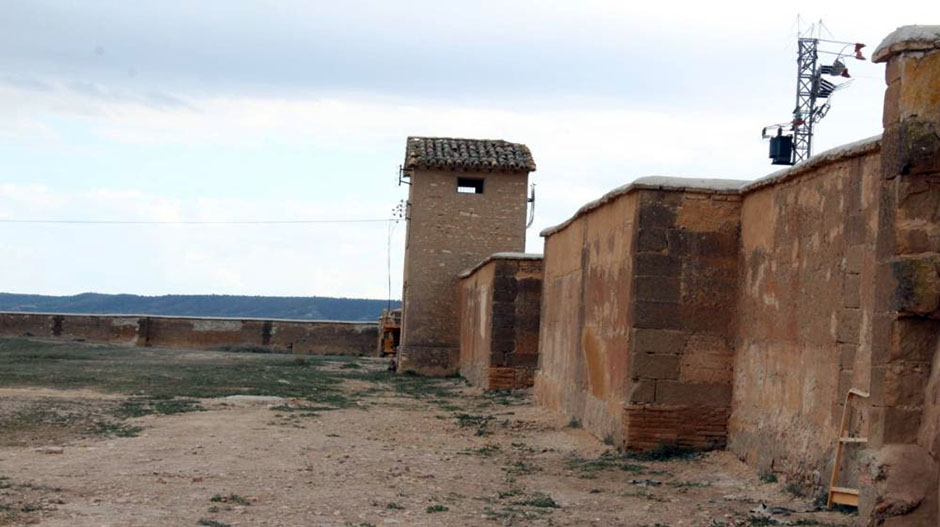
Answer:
top-left (565, 451), bottom-right (646, 476)
top-left (209, 494), bottom-right (250, 506)
top-left (461, 444), bottom-right (501, 457)
top-left (759, 470), bottom-right (778, 483)
top-left (626, 444), bottom-right (701, 462)
top-left (515, 493), bottom-right (559, 508)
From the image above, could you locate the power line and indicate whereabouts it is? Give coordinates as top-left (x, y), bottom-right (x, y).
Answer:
top-left (0, 218), bottom-right (391, 225)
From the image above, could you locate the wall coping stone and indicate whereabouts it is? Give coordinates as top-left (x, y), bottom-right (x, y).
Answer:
top-left (0, 311), bottom-right (378, 326)
top-left (541, 135), bottom-right (882, 238)
top-left (873, 25), bottom-right (940, 63)
top-left (540, 176), bottom-right (747, 238)
top-left (457, 252), bottom-right (544, 279)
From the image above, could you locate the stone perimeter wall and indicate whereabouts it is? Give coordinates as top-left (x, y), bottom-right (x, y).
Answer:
top-left (0, 312), bottom-right (379, 356)
top-left (535, 187), bottom-right (741, 450)
top-left (458, 255), bottom-right (543, 390)
top-left (730, 145), bottom-right (883, 492)
top-left (530, 26), bottom-right (940, 524)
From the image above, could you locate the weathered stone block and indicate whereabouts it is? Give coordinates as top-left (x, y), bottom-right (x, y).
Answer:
top-left (632, 353), bottom-right (680, 380)
top-left (398, 345), bottom-right (460, 376)
top-left (840, 343), bottom-right (857, 369)
top-left (633, 301), bottom-right (683, 330)
top-left (885, 58), bottom-right (901, 85)
top-left (844, 244), bottom-right (865, 274)
top-left (891, 257), bottom-right (940, 314)
top-left (492, 276), bottom-right (518, 302)
top-left (843, 273), bottom-right (861, 308)
top-left (506, 353), bottom-right (539, 368)
top-left (870, 406), bottom-right (923, 445)
top-left (634, 276), bottom-right (681, 303)
top-left (632, 328), bottom-right (687, 355)
top-left (666, 230), bottom-right (738, 257)
top-left (628, 380), bottom-right (656, 403)
top-left (837, 308), bottom-right (862, 344)
top-left (635, 253), bottom-right (681, 277)
top-left (843, 214), bottom-right (866, 246)
top-left (898, 119), bottom-right (940, 176)
top-left (654, 381), bottom-right (731, 406)
top-left (893, 317), bottom-right (940, 363)
top-left (871, 361), bottom-right (931, 408)
top-left (638, 202), bottom-right (677, 229)
top-left (883, 80), bottom-right (900, 128)
top-left (636, 228), bottom-right (667, 252)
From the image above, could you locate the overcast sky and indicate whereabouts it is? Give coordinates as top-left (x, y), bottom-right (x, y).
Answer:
top-left (1, 1), bottom-right (937, 300)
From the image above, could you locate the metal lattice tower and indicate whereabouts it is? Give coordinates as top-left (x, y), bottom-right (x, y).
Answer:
top-left (793, 38), bottom-right (818, 164)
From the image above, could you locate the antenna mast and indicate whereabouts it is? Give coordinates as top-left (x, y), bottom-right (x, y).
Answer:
top-left (793, 37), bottom-right (818, 163)
top-left (762, 24), bottom-right (866, 166)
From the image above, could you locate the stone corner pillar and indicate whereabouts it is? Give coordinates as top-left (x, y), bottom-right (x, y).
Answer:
top-left (864, 25), bottom-right (940, 527)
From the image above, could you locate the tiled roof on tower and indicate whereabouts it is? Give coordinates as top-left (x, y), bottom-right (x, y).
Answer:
top-left (404, 137), bottom-right (536, 172)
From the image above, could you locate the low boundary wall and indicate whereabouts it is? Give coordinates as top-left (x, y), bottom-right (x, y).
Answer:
top-left (0, 312), bottom-right (379, 356)
top-left (457, 253), bottom-right (543, 390)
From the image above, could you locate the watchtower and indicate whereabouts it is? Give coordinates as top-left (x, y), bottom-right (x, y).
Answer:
top-left (397, 137), bottom-right (535, 375)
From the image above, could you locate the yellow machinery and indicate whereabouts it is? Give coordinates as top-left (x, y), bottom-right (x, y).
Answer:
top-left (377, 308), bottom-right (401, 356)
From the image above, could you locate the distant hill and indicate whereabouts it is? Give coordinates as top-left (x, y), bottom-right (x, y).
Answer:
top-left (0, 293), bottom-right (400, 322)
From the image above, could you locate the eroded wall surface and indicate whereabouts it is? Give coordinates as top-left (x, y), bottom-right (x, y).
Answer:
top-left (624, 190), bottom-right (740, 451)
top-left (458, 256), bottom-right (542, 390)
top-left (535, 188), bottom-right (741, 449)
top-left (535, 192), bottom-right (639, 442)
top-left (0, 312), bottom-right (378, 356)
top-left (458, 262), bottom-right (496, 388)
top-left (729, 149), bottom-right (883, 490)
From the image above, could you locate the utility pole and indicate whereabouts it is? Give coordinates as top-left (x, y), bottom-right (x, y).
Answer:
top-left (762, 27), bottom-right (866, 166)
top-left (793, 38), bottom-right (819, 163)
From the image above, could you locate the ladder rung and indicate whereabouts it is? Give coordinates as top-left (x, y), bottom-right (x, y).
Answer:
top-left (839, 437), bottom-right (868, 443)
top-left (830, 487), bottom-right (859, 495)
top-left (829, 487), bottom-right (860, 507)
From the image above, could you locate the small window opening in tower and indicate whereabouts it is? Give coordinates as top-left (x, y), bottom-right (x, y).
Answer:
top-left (456, 177), bottom-right (484, 194)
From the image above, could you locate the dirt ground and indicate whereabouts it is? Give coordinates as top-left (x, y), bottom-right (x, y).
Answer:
top-left (0, 340), bottom-right (857, 527)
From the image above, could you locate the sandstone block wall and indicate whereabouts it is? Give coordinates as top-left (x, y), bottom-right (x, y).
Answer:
top-left (534, 184), bottom-right (741, 449)
top-left (0, 312), bottom-right (379, 356)
top-left (625, 189), bottom-right (740, 451)
top-left (529, 27), bottom-right (940, 524)
top-left (398, 168), bottom-right (529, 375)
top-left (729, 142), bottom-right (883, 491)
top-left (535, 190), bottom-right (638, 442)
top-left (859, 31), bottom-right (940, 526)
top-left (458, 254), bottom-right (542, 390)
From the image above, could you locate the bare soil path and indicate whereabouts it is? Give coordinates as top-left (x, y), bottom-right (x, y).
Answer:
top-left (0, 339), bottom-right (855, 526)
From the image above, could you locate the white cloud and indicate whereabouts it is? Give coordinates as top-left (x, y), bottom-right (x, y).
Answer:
top-left (0, 183), bottom-right (404, 298)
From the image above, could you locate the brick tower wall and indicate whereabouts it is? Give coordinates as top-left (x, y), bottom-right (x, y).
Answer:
top-left (398, 168), bottom-right (529, 375)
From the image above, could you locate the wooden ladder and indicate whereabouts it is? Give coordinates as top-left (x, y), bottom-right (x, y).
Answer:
top-left (827, 388), bottom-right (870, 508)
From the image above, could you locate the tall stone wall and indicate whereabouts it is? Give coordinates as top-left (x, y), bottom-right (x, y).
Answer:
top-left (398, 168), bottom-right (529, 375)
top-left (625, 189), bottom-right (740, 451)
top-left (729, 142), bottom-right (883, 491)
top-left (535, 191), bottom-right (638, 442)
top-left (0, 312), bottom-right (379, 356)
top-left (529, 26), bottom-right (940, 524)
top-left (457, 254), bottom-right (542, 390)
top-left (860, 28), bottom-right (940, 527)
top-left (534, 184), bottom-right (741, 449)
